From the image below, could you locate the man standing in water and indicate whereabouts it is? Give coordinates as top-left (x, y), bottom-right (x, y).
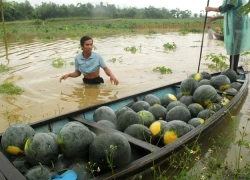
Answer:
top-left (207, 25), bottom-right (215, 39)
top-left (205, 0), bottom-right (250, 74)
top-left (60, 36), bottom-right (119, 85)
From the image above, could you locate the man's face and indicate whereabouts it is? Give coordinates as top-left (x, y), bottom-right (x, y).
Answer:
top-left (82, 39), bottom-right (93, 54)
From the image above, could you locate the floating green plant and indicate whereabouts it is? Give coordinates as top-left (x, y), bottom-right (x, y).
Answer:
top-left (163, 42), bottom-right (177, 51)
top-left (108, 56), bottom-right (123, 63)
top-left (0, 83), bottom-right (24, 95)
top-left (0, 64), bottom-right (10, 73)
top-left (124, 46), bottom-right (138, 54)
top-left (152, 66), bottom-right (173, 74)
top-left (52, 58), bottom-right (66, 68)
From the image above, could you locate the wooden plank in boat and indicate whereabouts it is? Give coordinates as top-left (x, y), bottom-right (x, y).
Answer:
top-left (0, 171), bottom-right (7, 180)
top-left (70, 116), bottom-right (161, 153)
top-left (0, 152), bottom-right (26, 180)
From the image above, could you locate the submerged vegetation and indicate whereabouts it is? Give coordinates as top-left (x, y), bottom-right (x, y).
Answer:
top-left (0, 63), bottom-right (10, 72)
top-left (163, 42), bottom-right (177, 51)
top-left (108, 56), bottom-right (123, 63)
top-left (52, 58), bottom-right (66, 68)
top-left (0, 83), bottom-right (24, 95)
top-left (152, 66), bottom-right (173, 74)
top-left (124, 46), bottom-right (138, 54)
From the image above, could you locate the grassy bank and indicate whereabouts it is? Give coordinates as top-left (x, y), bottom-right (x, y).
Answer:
top-left (0, 18), bottom-right (223, 43)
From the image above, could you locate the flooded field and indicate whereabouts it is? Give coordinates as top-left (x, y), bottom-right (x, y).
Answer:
top-left (1, 32), bottom-right (250, 177)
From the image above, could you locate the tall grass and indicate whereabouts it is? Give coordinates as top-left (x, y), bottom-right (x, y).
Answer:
top-left (0, 18), bottom-right (223, 43)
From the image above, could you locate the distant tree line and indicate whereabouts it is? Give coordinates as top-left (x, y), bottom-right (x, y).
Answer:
top-left (0, 0), bottom-right (204, 21)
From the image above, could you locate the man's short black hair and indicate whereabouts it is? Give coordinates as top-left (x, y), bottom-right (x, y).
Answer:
top-left (80, 36), bottom-right (93, 46)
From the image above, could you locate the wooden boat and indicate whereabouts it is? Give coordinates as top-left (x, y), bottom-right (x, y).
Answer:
top-left (214, 32), bottom-right (224, 41)
top-left (0, 67), bottom-right (249, 180)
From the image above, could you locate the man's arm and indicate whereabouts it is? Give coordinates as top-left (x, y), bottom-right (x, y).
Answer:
top-left (207, 15), bottom-right (224, 22)
top-left (103, 67), bottom-right (119, 85)
top-left (59, 70), bottom-right (81, 82)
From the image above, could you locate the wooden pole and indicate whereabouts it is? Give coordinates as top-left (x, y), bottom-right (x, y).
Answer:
top-left (197, 0), bottom-right (210, 73)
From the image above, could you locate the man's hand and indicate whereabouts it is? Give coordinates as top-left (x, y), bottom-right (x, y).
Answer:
top-left (110, 76), bottom-right (119, 85)
top-left (60, 74), bottom-right (70, 82)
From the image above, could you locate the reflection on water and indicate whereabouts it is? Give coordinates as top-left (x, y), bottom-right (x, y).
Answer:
top-left (60, 84), bottom-right (118, 109)
top-left (1, 33), bottom-right (250, 178)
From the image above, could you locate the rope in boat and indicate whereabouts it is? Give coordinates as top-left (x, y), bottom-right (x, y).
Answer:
top-left (197, 0), bottom-right (210, 73)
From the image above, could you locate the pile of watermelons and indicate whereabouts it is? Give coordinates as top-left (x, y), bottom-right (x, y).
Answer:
top-left (0, 122), bottom-right (131, 180)
top-left (0, 69), bottom-right (242, 179)
top-left (92, 69), bottom-right (241, 146)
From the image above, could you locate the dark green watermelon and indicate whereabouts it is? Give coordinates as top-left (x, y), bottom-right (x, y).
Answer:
top-left (116, 111), bottom-right (141, 131)
top-left (131, 101), bottom-right (150, 112)
top-left (57, 122), bottom-right (94, 159)
top-left (124, 124), bottom-right (152, 142)
top-left (24, 132), bottom-right (59, 165)
top-left (165, 106), bottom-right (191, 123)
top-left (143, 94), bottom-right (161, 106)
top-left (93, 106), bottom-right (117, 125)
top-left (89, 133), bottom-right (131, 173)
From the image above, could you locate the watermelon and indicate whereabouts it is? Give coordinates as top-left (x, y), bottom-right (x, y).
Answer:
top-left (198, 79), bottom-right (211, 86)
top-left (160, 93), bottom-right (177, 107)
top-left (188, 118), bottom-right (205, 127)
top-left (25, 165), bottom-right (53, 180)
top-left (12, 155), bottom-right (32, 175)
top-left (149, 120), bottom-right (168, 137)
top-left (188, 103), bottom-right (204, 118)
top-left (115, 106), bottom-right (134, 118)
top-left (143, 94), bottom-right (161, 106)
top-left (95, 120), bottom-right (116, 135)
top-left (206, 103), bottom-right (222, 112)
top-left (221, 69), bottom-right (238, 82)
top-left (24, 132), bottom-right (59, 165)
top-left (200, 71), bottom-right (211, 80)
top-left (176, 92), bottom-right (183, 100)
top-left (166, 101), bottom-right (187, 112)
top-left (189, 73), bottom-right (203, 82)
top-left (137, 110), bottom-right (156, 127)
top-left (97, 120), bottom-right (116, 129)
top-left (162, 120), bottom-right (193, 145)
top-left (210, 75), bottom-right (231, 90)
top-left (165, 106), bottom-right (191, 123)
top-left (179, 95), bottom-right (193, 106)
top-left (124, 124), bottom-right (152, 142)
top-left (116, 111), bottom-right (141, 131)
top-left (57, 122), bottom-right (94, 159)
top-left (93, 106), bottom-right (117, 125)
top-left (149, 120), bottom-right (168, 145)
top-left (230, 82), bottom-right (242, 91)
top-left (54, 154), bottom-right (76, 174)
top-left (147, 104), bottom-right (168, 120)
top-left (197, 109), bottom-right (215, 120)
top-left (180, 78), bottom-right (199, 95)
top-left (215, 93), bottom-right (223, 104)
top-left (225, 87), bottom-right (238, 100)
top-left (1, 123), bottom-right (35, 156)
top-left (89, 132), bottom-right (131, 173)
top-left (131, 101), bottom-right (150, 112)
top-left (193, 85), bottom-right (217, 107)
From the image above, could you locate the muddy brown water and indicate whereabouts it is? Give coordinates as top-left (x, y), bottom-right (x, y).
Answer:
top-left (1, 32), bottom-right (250, 176)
